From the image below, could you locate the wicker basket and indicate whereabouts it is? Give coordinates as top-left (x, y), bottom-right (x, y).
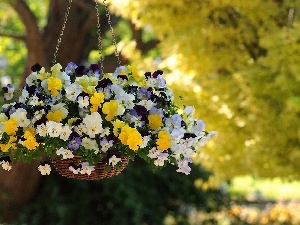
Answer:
top-left (52, 155), bottom-right (129, 180)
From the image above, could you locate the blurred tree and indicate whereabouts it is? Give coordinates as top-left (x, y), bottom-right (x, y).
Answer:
top-left (109, 0), bottom-right (300, 181)
top-left (0, 0), bottom-right (221, 224)
top-left (1, 0), bottom-right (300, 222)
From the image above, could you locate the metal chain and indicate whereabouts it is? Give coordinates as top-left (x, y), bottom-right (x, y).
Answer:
top-left (102, 0), bottom-right (121, 66)
top-left (52, 0), bottom-right (73, 65)
top-left (95, 1), bottom-right (104, 73)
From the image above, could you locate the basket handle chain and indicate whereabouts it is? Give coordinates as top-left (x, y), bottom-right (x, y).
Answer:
top-left (52, 0), bottom-right (121, 71)
top-left (95, 0), bottom-right (121, 73)
top-left (52, 0), bottom-right (73, 65)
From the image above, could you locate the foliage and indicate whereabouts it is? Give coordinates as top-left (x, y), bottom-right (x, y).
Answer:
top-left (109, 0), bottom-right (300, 181)
top-left (11, 157), bottom-right (223, 225)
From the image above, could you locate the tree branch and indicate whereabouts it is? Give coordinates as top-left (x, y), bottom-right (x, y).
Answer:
top-left (73, 0), bottom-right (95, 12)
top-left (129, 22), bottom-right (160, 54)
top-left (0, 32), bottom-right (25, 41)
top-left (8, 0), bottom-right (40, 36)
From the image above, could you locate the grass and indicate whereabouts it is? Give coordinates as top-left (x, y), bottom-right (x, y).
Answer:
top-left (228, 176), bottom-right (300, 200)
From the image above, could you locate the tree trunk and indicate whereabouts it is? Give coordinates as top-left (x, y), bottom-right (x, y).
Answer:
top-left (1, 0), bottom-right (148, 221)
top-left (0, 0), bottom-right (113, 222)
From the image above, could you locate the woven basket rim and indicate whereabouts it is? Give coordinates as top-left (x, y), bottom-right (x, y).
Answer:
top-left (52, 155), bottom-right (129, 180)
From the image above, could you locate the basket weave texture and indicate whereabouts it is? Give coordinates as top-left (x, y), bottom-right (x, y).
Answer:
top-left (52, 155), bottom-right (129, 180)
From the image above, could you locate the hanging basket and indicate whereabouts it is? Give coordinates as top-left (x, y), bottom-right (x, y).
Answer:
top-left (52, 155), bottom-right (129, 180)
top-left (0, 0), bottom-right (214, 179)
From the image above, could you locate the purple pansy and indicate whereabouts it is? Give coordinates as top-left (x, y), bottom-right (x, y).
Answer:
top-left (65, 62), bottom-right (78, 76)
top-left (31, 63), bottom-right (42, 72)
top-left (68, 136), bottom-right (82, 150)
top-left (137, 87), bottom-right (151, 100)
top-left (87, 64), bottom-right (101, 78)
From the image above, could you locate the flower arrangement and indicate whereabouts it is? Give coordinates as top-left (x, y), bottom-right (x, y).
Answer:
top-left (0, 62), bottom-right (214, 177)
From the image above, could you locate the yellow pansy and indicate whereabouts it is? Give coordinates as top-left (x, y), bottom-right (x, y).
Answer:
top-left (148, 114), bottom-right (163, 130)
top-left (0, 136), bottom-right (17, 152)
top-left (68, 117), bottom-right (79, 126)
top-left (36, 67), bottom-right (50, 80)
top-left (113, 119), bottom-right (126, 136)
top-left (118, 125), bottom-right (131, 145)
top-left (51, 63), bottom-right (62, 77)
top-left (4, 118), bottom-right (18, 136)
top-left (75, 75), bottom-right (98, 95)
top-left (47, 77), bottom-right (62, 96)
top-left (156, 130), bottom-right (171, 151)
top-left (118, 126), bottom-right (142, 150)
top-left (127, 65), bottom-right (139, 82)
top-left (26, 126), bottom-right (37, 136)
top-left (127, 129), bottom-right (142, 151)
top-left (46, 110), bottom-right (64, 122)
top-left (90, 92), bottom-right (105, 112)
top-left (23, 131), bottom-right (39, 150)
top-left (102, 100), bottom-right (118, 121)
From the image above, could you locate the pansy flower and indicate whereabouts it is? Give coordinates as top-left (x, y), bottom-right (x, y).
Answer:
top-left (87, 64), bottom-right (101, 78)
top-left (68, 133), bottom-right (82, 151)
top-left (0, 62), bottom-right (214, 176)
top-left (38, 162), bottom-right (51, 175)
top-left (2, 84), bottom-right (15, 101)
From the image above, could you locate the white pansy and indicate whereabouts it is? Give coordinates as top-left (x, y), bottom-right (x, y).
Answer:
top-left (109, 155), bottom-right (122, 167)
top-left (165, 87), bottom-right (174, 101)
top-left (18, 89), bottom-right (29, 103)
top-left (10, 108), bottom-right (30, 128)
top-left (110, 84), bottom-right (124, 95)
top-left (130, 116), bottom-right (145, 127)
top-left (137, 100), bottom-right (154, 110)
top-left (156, 74), bottom-right (166, 87)
top-left (147, 147), bottom-right (159, 159)
top-left (28, 96), bottom-right (43, 106)
top-left (170, 128), bottom-right (185, 139)
top-left (59, 125), bottom-right (72, 140)
top-left (25, 72), bottom-right (38, 86)
top-left (140, 135), bottom-right (150, 148)
top-left (184, 106), bottom-right (195, 116)
top-left (113, 66), bottom-right (128, 78)
top-left (32, 110), bottom-right (45, 124)
top-left (65, 83), bottom-right (82, 101)
top-left (56, 147), bottom-right (74, 159)
top-left (196, 131), bottom-right (216, 147)
top-left (38, 164), bottom-right (51, 175)
top-left (82, 112), bottom-right (103, 138)
top-left (187, 119), bottom-right (205, 135)
top-left (116, 92), bottom-right (135, 110)
top-left (117, 104), bottom-right (126, 116)
top-left (0, 161), bottom-right (12, 171)
top-left (46, 121), bottom-right (63, 137)
top-left (154, 153), bottom-right (169, 166)
top-left (78, 96), bottom-right (90, 108)
top-left (69, 166), bottom-right (81, 174)
top-left (102, 87), bottom-right (112, 99)
top-left (100, 127), bottom-right (110, 137)
top-left (36, 123), bottom-right (48, 137)
top-left (56, 71), bottom-right (71, 86)
top-left (74, 123), bottom-right (87, 136)
top-left (100, 138), bottom-right (114, 152)
top-left (176, 158), bottom-right (192, 175)
top-left (81, 137), bottom-right (99, 152)
top-left (79, 162), bottom-right (95, 175)
top-left (0, 113), bottom-right (7, 122)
